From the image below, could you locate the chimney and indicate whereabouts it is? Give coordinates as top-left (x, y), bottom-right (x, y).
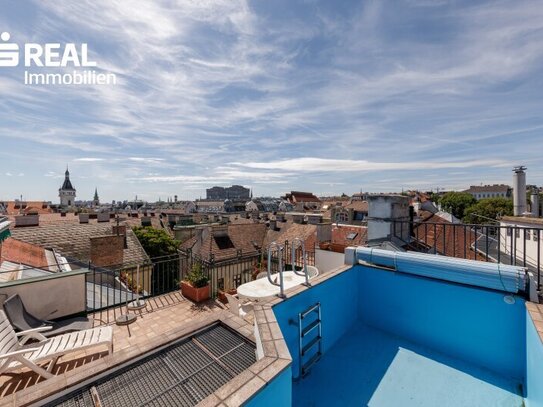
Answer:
top-left (367, 195), bottom-right (410, 245)
top-left (97, 212), bottom-right (110, 223)
top-left (307, 214), bottom-right (321, 225)
top-left (531, 187), bottom-right (540, 217)
top-left (90, 235), bottom-right (124, 267)
top-left (79, 213), bottom-right (89, 224)
top-left (141, 216), bottom-right (152, 227)
top-left (276, 213), bottom-right (286, 222)
top-left (292, 214), bottom-right (305, 224)
top-left (112, 224), bottom-right (128, 248)
top-left (269, 219), bottom-right (277, 231)
top-left (14, 214), bottom-right (39, 227)
top-left (513, 166), bottom-right (527, 216)
top-left (316, 222), bottom-right (332, 243)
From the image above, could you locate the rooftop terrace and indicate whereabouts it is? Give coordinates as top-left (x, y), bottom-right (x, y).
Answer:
top-left (1, 221), bottom-right (543, 406)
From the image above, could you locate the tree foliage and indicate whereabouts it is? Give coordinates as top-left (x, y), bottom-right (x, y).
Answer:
top-left (133, 226), bottom-right (179, 258)
top-left (463, 198), bottom-right (513, 224)
top-left (428, 192), bottom-right (440, 203)
top-left (438, 192), bottom-right (476, 219)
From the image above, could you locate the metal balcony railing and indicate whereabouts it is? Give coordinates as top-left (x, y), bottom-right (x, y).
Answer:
top-left (391, 220), bottom-right (543, 290)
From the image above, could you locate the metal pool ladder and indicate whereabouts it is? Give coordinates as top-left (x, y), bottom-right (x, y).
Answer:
top-left (298, 302), bottom-right (322, 378)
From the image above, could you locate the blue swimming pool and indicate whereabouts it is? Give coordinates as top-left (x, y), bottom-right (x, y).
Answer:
top-left (263, 262), bottom-right (538, 406)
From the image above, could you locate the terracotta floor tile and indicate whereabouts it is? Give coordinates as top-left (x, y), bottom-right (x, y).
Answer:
top-left (0, 293), bottom-right (226, 399)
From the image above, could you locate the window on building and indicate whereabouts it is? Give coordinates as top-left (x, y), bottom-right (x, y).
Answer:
top-left (354, 211), bottom-right (365, 221)
top-left (335, 211), bottom-right (349, 223)
top-left (214, 235), bottom-right (235, 250)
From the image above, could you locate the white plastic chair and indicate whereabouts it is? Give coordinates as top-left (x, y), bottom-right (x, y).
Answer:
top-left (225, 293), bottom-right (254, 319)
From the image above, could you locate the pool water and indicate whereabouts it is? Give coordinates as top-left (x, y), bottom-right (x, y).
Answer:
top-left (293, 322), bottom-right (523, 407)
top-left (270, 264), bottom-right (529, 406)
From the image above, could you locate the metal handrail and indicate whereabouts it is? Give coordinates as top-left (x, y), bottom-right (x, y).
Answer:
top-left (267, 241), bottom-right (285, 298)
top-left (291, 237), bottom-right (310, 287)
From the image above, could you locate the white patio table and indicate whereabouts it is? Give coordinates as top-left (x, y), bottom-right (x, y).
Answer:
top-left (237, 267), bottom-right (318, 300)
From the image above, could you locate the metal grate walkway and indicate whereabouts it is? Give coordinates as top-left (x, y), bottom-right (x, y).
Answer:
top-left (46, 324), bottom-right (256, 407)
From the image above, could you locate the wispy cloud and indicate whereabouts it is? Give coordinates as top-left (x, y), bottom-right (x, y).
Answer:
top-left (0, 0), bottom-right (542, 200)
top-left (74, 158), bottom-right (105, 162)
top-left (232, 158), bottom-right (509, 172)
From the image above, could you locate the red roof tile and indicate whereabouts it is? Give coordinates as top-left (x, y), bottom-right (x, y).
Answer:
top-left (412, 214), bottom-right (482, 260)
top-left (4, 201), bottom-right (53, 216)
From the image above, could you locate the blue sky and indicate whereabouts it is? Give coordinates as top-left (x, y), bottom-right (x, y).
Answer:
top-left (1, 0), bottom-right (542, 202)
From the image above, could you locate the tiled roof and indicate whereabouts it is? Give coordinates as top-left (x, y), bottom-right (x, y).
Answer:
top-left (0, 237), bottom-right (48, 268)
top-left (265, 222), bottom-right (317, 251)
top-left (3, 201), bottom-right (53, 216)
top-left (345, 200), bottom-right (368, 212)
top-left (180, 224), bottom-right (267, 262)
top-left (332, 225), bottom-right (367, 247)
top-left (9, 222), bottom-right (149, 266)
top-left (464, 184), bottom-right (511, 193)
top-left (285, 191), bottom-right (321, 203)
top-left (318, 225), bottom-right (367, 253)
top-left (123, 216), bottom-right (168, 232)
top-left (412, 213), bottom-right (479, 260)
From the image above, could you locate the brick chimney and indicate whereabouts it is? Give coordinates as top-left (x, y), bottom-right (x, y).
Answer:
top-left (14, 214), bottom-right (39, 227)
top-left (112, 224), bottom-right (128, 249)
top-left (97, 212), bottom-right (110, 223)
top-left (90, 235), bottom-right (124, 267)
top-left (292, 214), bottom-right (305, 224)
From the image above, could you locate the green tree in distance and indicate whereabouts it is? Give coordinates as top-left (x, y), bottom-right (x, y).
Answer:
top-left (133, 226), bottom-right (179, 258)
top-left (438, 192), bottom-right (476, 219)
top-left (463, 198), bottom-right (513, 224)
top-left (133, 226), bottom-right (181, 293)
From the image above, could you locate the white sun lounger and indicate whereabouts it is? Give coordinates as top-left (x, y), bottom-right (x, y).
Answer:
top-left (0, 310), bottom-right (113, 379)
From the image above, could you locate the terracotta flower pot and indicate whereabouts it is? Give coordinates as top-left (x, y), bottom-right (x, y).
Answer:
top-left (180, 281), bottom-right (210, 303)
top-left (218, 288), bottom-right (237, 304)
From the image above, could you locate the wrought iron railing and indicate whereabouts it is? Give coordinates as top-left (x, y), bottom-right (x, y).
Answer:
top-left (84, 243), bottom-right (316, 314)
top-left (391, 220), bottom-right (543, 290)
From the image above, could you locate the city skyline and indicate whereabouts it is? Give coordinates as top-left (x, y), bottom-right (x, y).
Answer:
top-left (1, 1), bottom-right (543, 201)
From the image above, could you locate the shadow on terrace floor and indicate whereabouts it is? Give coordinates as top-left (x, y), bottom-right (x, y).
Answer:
top-left (0, 291), bottom-right (226, 398)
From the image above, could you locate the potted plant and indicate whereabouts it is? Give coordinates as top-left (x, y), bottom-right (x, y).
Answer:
top-left (217, 279), bottom-right (237, 304)
top-left (181, 263), bottom-right (210, 303)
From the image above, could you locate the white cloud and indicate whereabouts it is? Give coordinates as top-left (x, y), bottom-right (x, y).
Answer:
top-left (74, 158), bottom-right (105, 162)
top-left (231, 158), bottom-right (509, 172)
top-left (0, 0), bottom-right (542, 200)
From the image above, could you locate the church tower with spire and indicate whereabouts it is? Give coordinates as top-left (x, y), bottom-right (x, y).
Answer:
top-left (93, 187), bottom-right (100, 207)
top-left (59, 166), bottom-right (76, 207)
